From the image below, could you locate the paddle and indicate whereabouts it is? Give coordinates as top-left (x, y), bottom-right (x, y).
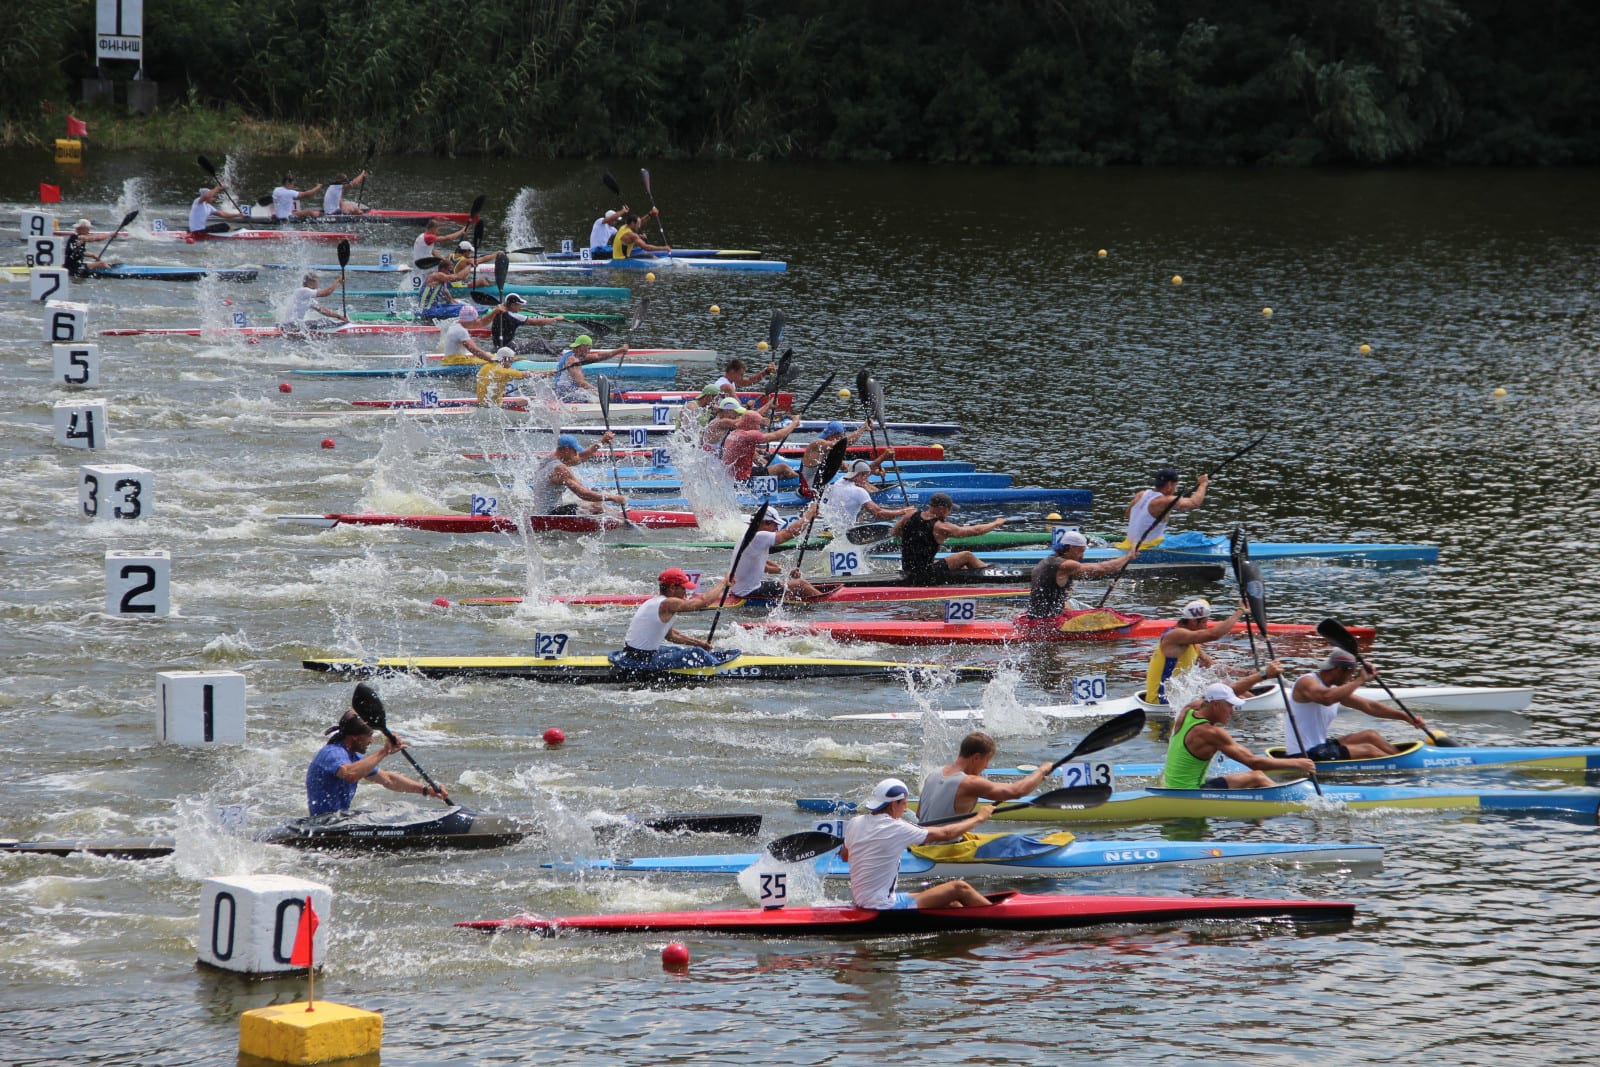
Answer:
top-left (1046, 707), bottom-right (1147, 764)
top-left (470, 218), bottom-right (485, 289)
top-left (705, 503), bottom-right (769, 646)
top-left (1315, 619), bottom-right (1458, 746)
top-left (1236, 551), bottom-right (1320, 793)
top-left (1228, 526), bottom-right (1264, 673)
top-left (351, 140), bottom-right (375, 211)
top-left (96, 210), bottom-right (137, 263)
top-left (197, 155), bottom-right (246, 214)
top-left (594, 375), bottom-right (637, 529)
top-left (614, 297), bottom-right (649, 372)
top-left (350, 683), bottom-right (449, 806)
top-left (494, 251), bottom-right (509, 301)
top-left (468, 194), bottom-right (486, 222)
top-left (507, 245), bottom-right (545, 255)
top-left (336, 239), bottom-right (350, 320)
top-left (602, 171), bottom-right (623, 200)
top-left (1094, 430), bottom-right (1270, 608)
top-left (863, 376), bottom-right (912, 505)
top-left (790, 438), bottom-right (849, 575)
top-left (640, 167), bottom-right (669, 244)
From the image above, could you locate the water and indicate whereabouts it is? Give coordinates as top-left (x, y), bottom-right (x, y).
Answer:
top-left (3, 154), bottom-right (1599, 1065)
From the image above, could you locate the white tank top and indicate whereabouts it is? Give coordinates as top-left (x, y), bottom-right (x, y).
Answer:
top-left (1125, 488), bottom-right (1169, 545)
top-left (624, 596), bottom-right (673, 651)
top-left (1284, 672), bottom-right (1339, 752)
top-left (323, 184), bottom-right (344, 214)
top-left (729, 530), bottom-right (776, 596)
top-left (411, 233), bottom-right (434, 265)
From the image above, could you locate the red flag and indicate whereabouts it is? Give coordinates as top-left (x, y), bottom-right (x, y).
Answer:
top-left (39, 183), bottom-right (61, 204)
top-left (65, 115), bottom-right (88, 137)
top-left (289, 895), bottom-right (319, 967)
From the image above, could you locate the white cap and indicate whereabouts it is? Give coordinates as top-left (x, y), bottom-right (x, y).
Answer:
top-left (457, 304), bottom-right (479, 322)
top-left (865, 777), bottom-right (910, 811)
top-left (495, 346), bottom-right (516, 362)
top-left (458, 241), bottom-right (475, 252)
top-left (762, 510), bottom-right (786, 525)
top-left (74, 218), bottom-right (92, 231)
top-left (850, 460), bottom-right (873, 474)
top-left (1203, 682), bottom-right (1246, 707)
top-left (1181, 598), bottom-right (1211, 620)
top-left (198, 187), bottom-right (212, 195)
top-left (1055, 530), bottom-right (1088, 548)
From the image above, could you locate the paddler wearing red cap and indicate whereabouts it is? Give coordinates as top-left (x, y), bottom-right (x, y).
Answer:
top-left (1285, 649), bottom-right (1417, 760)
top-left (614, 567), bottom-right (726, 666)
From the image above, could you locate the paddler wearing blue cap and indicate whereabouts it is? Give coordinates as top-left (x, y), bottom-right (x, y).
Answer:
top-left (798, 421), bottom-right (877, 496)
top-left (530, 433), bottom-right (629, 515)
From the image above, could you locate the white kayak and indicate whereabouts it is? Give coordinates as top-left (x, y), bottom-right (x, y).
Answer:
top-left (829, 684), bottom-right (1535, 722)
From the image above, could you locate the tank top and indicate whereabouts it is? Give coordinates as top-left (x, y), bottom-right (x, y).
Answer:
top-left (1024, 554), bottom-right (1071, 618)
top-left (64, 235), bottom-right (88, 277)
top-left (491, 310), bottom-right (522, 350)
top-left (411, 232), bottom-right (434, 266)
top-left (915, 769), bottom-right (967, 824)
top-left (1125, 488), bottom-right (1169, 546)
top-left (1161, 706), bottom-right (1215, 789)
top-left (1283, 672), bottom-right (1339, 753)
top-left (612, 225), bottom-right (636, 259)
top-left (323, 184), bottom-right (344, 214)
top-left (553, 351), bottom-right (586, 400)
top-left (624, 595), bottom-right (673, 651)
top-left (899, 511), bottom-right (940, 575)
top-left (529, 456), bottom-right (567, 513)
top-left (729, 531), bottom-right (776, 596)
top-left (1144, 639), bottom-right (1199, 705)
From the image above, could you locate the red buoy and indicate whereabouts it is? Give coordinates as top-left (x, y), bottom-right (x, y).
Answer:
top-left (320, 438), bottom-right (335, 449)
top-left (661, 943), bottom-right (690, 969)
top-left (542, 727), bottom-right (566, 747)
top-left (278, 382), bottom-right (292, 393)
top-left (431, 597), bottom-right (451, 608)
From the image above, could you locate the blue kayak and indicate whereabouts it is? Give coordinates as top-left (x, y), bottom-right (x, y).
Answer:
top-left (1101, 740), bottom-right (1600, 779)
top-left (895, 530), bottom-right (1439, 565)
top-left (535, 420), bottom-right (961, 437)
top-left (608, 485), bottom-right (1092, 510)
top-left (629, 460), bottom-right (978, 480)
top-left (344, 283), bottom-right (631, 301)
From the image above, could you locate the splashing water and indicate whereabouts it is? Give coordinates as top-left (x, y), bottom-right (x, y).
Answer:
top-left (506, 187), bottom-right (541, 253)
top-left (113, 177), bottom-right (145, 233)
top-left (664, 423), bottom-right (743, 537)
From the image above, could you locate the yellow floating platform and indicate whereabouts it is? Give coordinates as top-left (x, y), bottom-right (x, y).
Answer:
top-left (239, 1000), bottom-right (381, 1065)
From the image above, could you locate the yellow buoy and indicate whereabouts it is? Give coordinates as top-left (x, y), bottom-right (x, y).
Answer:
top-left (1096, 249), bottom-right (1108, 258)
top-left (1046, 513), bottom-right (1062, 521)
top-left (645, 271), bottom-right (656, 282)
top-left (756, 340), bottom-right (769, 351)
top-left (1171, 275), bottom-right (1183, 285)
top-left (1262, 307), bottom-right (1273, 317)
top-left (1359, 344), bottom-right (1372, 354)
top-left (838, 388), bottom-right (851, 400)
top-left (1493, 387), bottom-right (1508, 397)
top-left (709, 304), bottom-right (721, 315)
top-left (239, 1001), bottom-right (382, 1065)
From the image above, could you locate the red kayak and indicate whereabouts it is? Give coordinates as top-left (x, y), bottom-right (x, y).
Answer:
top-left (456, 889), bottom-right (1355, 936)
top-left (747, 610), bottom-right (1376, 646)
top-left (462, 444), bottom-right (947, 462)
top-left (350, 391), bottom-right (794, 412)
top-left (362, 209), bottom-right (473, 222)
top-left (451, 586), bottom-right (1031, 608)
top-left (276, 510), bottom-right (698, 533)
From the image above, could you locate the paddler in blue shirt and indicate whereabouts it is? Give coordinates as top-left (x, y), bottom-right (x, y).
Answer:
top-left (1161, 683), bottom-right (1313, 790)
top-left (611, 210), bottom-right (670, 258)
top-left (305, 701), bottom-right (448, 816)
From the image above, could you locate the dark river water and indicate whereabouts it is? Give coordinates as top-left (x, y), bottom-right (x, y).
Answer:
top-left (3, 153), bottom-right (1599, 1065)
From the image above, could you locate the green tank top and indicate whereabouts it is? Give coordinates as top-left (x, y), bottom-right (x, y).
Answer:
top-left (1161, 706), bottom-right (1214, 789)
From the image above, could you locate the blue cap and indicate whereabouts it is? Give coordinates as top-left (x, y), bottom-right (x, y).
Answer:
top-left (556, 434), bottom-right (582, 451)
top-left (823, 421), bottom-right (845, 436)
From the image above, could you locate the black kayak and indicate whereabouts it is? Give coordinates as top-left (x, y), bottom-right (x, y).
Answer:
top-left (1, 806), bottom-right (761, 859)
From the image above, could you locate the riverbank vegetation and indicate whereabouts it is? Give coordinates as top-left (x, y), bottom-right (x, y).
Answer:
top-left (8, 0), bottom-right (1598, 164)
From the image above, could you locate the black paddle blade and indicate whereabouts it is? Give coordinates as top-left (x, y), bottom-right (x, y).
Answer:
top-left (1052, 708), bottom-right (1146, 766)
top-left (845, 522), bottom-right (894, 545)
top-left (819, 438), bottom-right (850, 487)
top-left (469, 290), bottom-right (499, 306)
top-left (415, 256), bottom-right (441, 270)
top-left (256, 194), bottom-right (272, 207)
top-left (468, 194), bottom-right (486, 220)
top-left (472, 219), bottom-right (485, 252)
top-left (197, 155), bottom-right (217, 177)
top-left (1029, 784), bottom-right (1113, 810)
top-left (1228, 526), bottom-right (1250, 588)
top-left (854, 368), bottom-right (872, 400)
top-left (766, 830), bottom-right (842, 862)
top-left (627, 296), bottom-right (649, 334)
top-left (494, 252), bottom-right (508, 293)
top-left (596, 374), bottom-right (613, 422)
top-left (1315, 618), bottom-right (1362, 657)
top-left (768, 310), bottom-right (785, 350)
top-left (1241, 559), bottom-right (1269, 628)
top-left (336, 239), bottom-right (351, 266)
top-left (602, 171), bottom-right (622, 196)
top-left (351, 683), bottom-right (386, 731)
top-left (774, 349), bottom-right (795, 389)
top-left (867, 379), bottom-right (887, 423)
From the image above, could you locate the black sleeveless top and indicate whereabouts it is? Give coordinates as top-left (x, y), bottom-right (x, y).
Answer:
top-left (899, 511), bottom-right (940, 576)
top-left (1024, 555), bottom-right (1070, 617)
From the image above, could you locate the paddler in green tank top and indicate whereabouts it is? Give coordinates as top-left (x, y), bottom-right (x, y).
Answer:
top-left (1162, 682), bottom-right (1314, 789)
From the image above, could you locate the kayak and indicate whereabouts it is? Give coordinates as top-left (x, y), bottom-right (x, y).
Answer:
top-left (748, 613), bottom-right (1374, 647)
top-left (581, 487), bottom-right (1090, 512)
top-left (281, 398), bottom-right (688, 421)
top-left (303, 652), bottom-right (996, 684)
top-left (570, 833), bottom-right (1382, 878)
top-left (161, 228), bottom-right (358, 243)
top-left (541, 249), bottom-right (763, 261)
top-left (102, 323), bottom-right (452, 339)
top-left (427, 348), bottom-right (720, 364)
top-left (455, 888), bottom-right (1355, 935)
top-left (941, 532), bottom-right (1441, 566)
top-left (1261, 739), bottom-right (1600, 775)
top-left (521, 420), bottom-right (962, 438)
top-left (0, 806), bottom-right (761, 859)
top-left (349, 390), bottom-right (791, 412)
top-left (460, 444), bottom-right (950, 462)
top-left (275, 510), bottom-right (699, 532)
top-left (475, 585), bottom-right (1034, 608)
top-left (615, 472), bottom-right (1015, 492)
top-left (830, 683), bottom-right (1535, 721)
top-left (286, 362), bottom-right (677, 380)
top-left (233, 206), bottom-right (474, 224)
top-left (526, 256), bottom-right (787, 273)
top-left (345, 284), bottom-right (631, 300)
top-left (4, 264), bottom-right (259, 282)
top-left (797, 780), bottom-right (1600, 824)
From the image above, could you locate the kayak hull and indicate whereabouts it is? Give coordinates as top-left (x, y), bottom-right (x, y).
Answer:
top-left (278, 511), bottom-right (699, 532)
top-left (303, 652), bottom-right (995, 684)
top-left (955, 542), bottom-right (1441, 565)
top-left (456, 890), bottom-right (1355, 935)
top-left (749, 617), bottom-right (1374, 646)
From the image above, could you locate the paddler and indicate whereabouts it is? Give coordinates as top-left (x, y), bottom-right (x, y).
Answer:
top-left (839, 778), bottom-right (993, 910)
top-left (820, 459), bottom-right (915, 534)
top-left (416, 241), bottom-right (499, 318)
top-left (476, 347), bottom-right (550, 408)
top-left (188, 186), bottom-right (243, 234)
top-left (282, 272), bottom-right (348, 332)
top-left (797, 421), bottom-right (877, 497)
top-left (891, 492), bottom-right (1005, 583)
top-left (699, 397), bottom-right (747, 449)
top-left (614, 567), bottom-right (727, 666)
top-left (305, 705), bottom-right (449, 816)
top-left (713, 357), bottom-right (778, 395)
top-left (1019, 531), bottom-right (1139, 619)
top-left (63, 220), bottom-right (117, 277)
top-left (1123, 467), bottom-right (1207, 547)
top-left (721, 410), bottom-right (799, 482)
top-left (589, 203), bottom-right (628, 256)
top-left (1161, 683), bottom-right (1314, 789)
top-left (483, 292), bottom-right (567, 355)
top-left (611, 209), bottom-right (670, 258)
top-left (1145, 597), bottom-right (1262, 705)
top-left (1285, 648), bottom-right (1418, 760)
top-left (530, 433), bottom-right (629, 515)
top-left (552, 335), bottom-right (630, 403)
top-left (270, 174), bottom-right (322, 220)
top-left (322, 170), bottom-right (369, 215)
top-left (701, 506), bottom-right (824, 602)
top-left (438, 304), bottom-right (495, 364)
top-left (413, 217), bottom-right (468, 268)
top-left (677, 384), bottom-right (725, 430)
top-left (917, 732), bottom-right (1053, 823)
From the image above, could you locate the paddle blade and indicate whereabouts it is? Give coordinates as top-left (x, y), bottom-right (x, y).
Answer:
top-left (774, 349), bottom-right (795, 389)
top-left (1057, 609), bottom-right (1130, 634)
top-left (337, 239), bottom-right (351, 267)
top-left (854, 368), bottom-right (872, 402)
top-left (768, 310), bottom-right (785, 350)
top-left (596, 375), bottom-right (613, 424)
top-left (626, 296), bottom-right (649, 334)
top-left (867, 379), bottom-right (887, 423)
top-left (640, 167), bottom-right (653, 196)
top-left (819, 438), bottom-right (850, 487)
top-left (198, 155), bottom-right (216, 176)
top-left (494, 252), bottom-right (508, 293)
top-left (1315, 618), bottom-right (1362, 657)
top-left (766, 830), bottom-right (841, 862)
top-left (1241, 559), bottom-right (1269, 629)
top-left (1228, 525), bottom-right (1250, 591)
top-left (351, 683), bottom-right (386, 732)
top-left (256, 194), bottom-right (272, 207)
top-left (1028, 784), bottom-right (1113, 810)
top-left (1052, 708), bottom-right (1146, 765)
top-left (845, 522), bottom-right (894, 546)
top-left (415, 256), bottom-right (441, 270)
top-left (117, 209), bottom-right (139, 229)
top-left (469, 194), bottom-right (486, 220)
top-left (602, 171), bottom-right (622, 196)
top-left (472, 219), bottom-right (485, 252)
top-left (469, 290), bottom-right (499, 306)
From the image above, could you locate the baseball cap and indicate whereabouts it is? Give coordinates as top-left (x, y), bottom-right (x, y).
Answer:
top-left (74, 218), bottom-right (92, 231)
top-left (504, 293), bottom-right (526, 306)
top-left (457, 304), bottom-right (479, 322)
top-left (458, 241), bottom-right (475, 253)
top-left (1152, 468), bottom-right (1180, 485)
top-left (555, 433), bottom-right (583, 451)
top-left (572, 334), bottom-right (594, 347)
top-left (197, 187), bottom-right (211, 195)
top-left (716, 397), bottom-right (746, 413)
top-left (865, 777), bottom-right (910, 812)
top-left (658, 567), bottom-right (693, 587)
top-left (1203, 682), bottom-right (1246, 707)
top-left (761, 510), bottom-right (785, 525)
top-left (698, 384), bottom-right (721, 398)
top-left (1055, 530), bottom-right (1089, 548)
top-left (850, 460), bottom-right (873, 474)
top-left (823, 420), bottom-right (846, 437)
top-left (494, 346), bottom-right (516, 362)
top-left (1180, 598), bottom-right (1211, 620)
top-left (1322, 648), bottom-right (1360, 670)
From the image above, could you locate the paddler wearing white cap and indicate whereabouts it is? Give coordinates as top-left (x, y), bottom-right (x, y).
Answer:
top-left (1161, 683), bottom-right (1315, 790)
top-left (1019, 530), bottom-right (1139, 619)
top-left (188, 185), bottom-right (242, 234)
top-left (482, 292), bottom-right (567, 355)
top-left (840, 777), bottom-right (993, 911)
top-left (476, 347), bottom-right (555, 407)
top-left (529, 432), bottom-right (627, 515)
top-left (438, 304), bottom-right (495, 364)
top-left (1144, 597), bottom-right (1277, 706)
top-left (1285, 649), bottom-right (1416, 760)
top-left (819, 459), bottom-right (915, 535)
top-left (698, 504), bottom-right (824, 603)
top-left (63, 219), bottom-right (116, 277)
top-left (416, 240), bottom-right (490, 318)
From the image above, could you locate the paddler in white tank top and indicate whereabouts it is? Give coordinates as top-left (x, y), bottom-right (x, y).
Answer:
top-left (1123, 467), bottom-right (1208, 548)
top-left (412, 217), bottom-right (467, 267)
top-left (621, 567), bottom-right (724, 656)
top-left (1285, 648), bottom-right (1418, 760)
top-left (916, 732), bottom-right (1053, 824)
top-left (323, 170), bottom-right (369, 215)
